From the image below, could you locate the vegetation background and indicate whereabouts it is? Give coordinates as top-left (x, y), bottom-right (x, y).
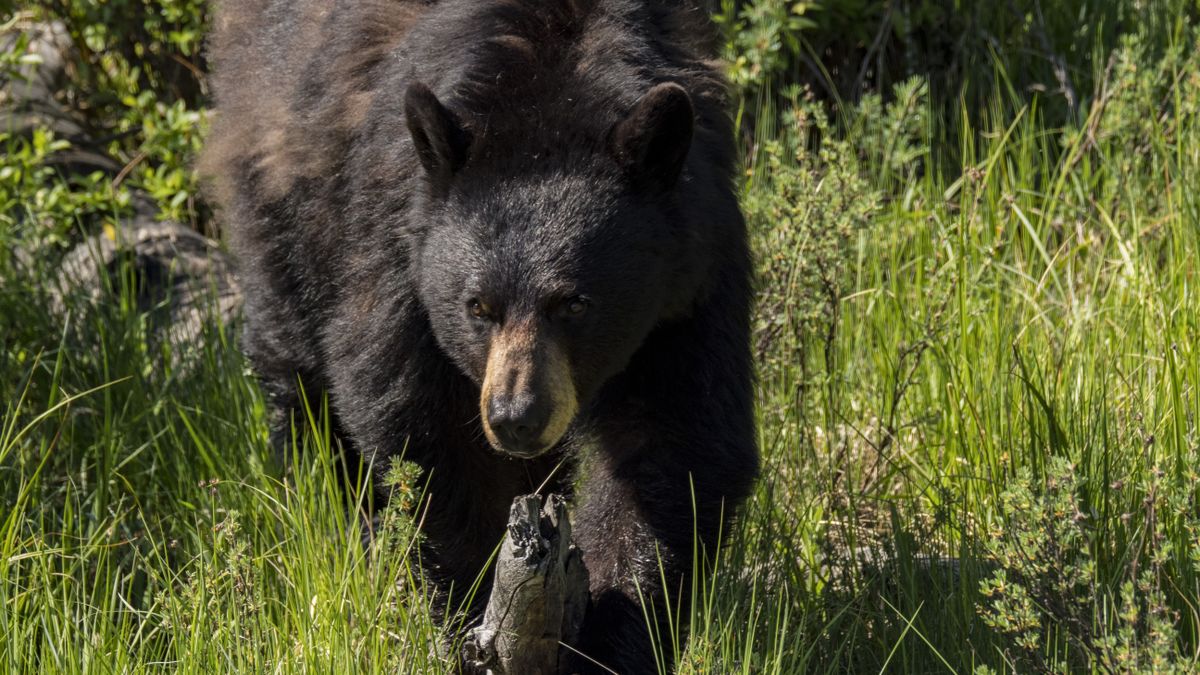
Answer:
top-left (2, 0), bottom-right (1199, 672)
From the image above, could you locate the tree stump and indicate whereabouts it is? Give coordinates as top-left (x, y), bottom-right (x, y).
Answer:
top-left (462, 494), bottom-right (590, 675)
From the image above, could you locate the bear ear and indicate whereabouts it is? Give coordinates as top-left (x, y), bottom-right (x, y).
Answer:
top-left (405, 82), bottom-right (472, 191)
top-left (610, 82), bottom-right (694, 193)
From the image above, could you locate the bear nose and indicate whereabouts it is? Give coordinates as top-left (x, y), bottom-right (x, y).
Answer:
top-left (487, 393), bottom-right (548, 453)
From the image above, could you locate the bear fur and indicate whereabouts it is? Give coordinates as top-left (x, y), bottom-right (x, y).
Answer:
top-left (202, 1), bottom-right (758, 671)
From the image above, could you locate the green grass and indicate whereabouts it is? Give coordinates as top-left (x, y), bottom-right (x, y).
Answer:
top-left (3, 9), bottom-right (1200, 675)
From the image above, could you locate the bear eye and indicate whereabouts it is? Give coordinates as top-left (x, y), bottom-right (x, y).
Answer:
top-left (467, 298), bottom-right (491, 321)
top-left (563, 296), bottom-right (590, 317)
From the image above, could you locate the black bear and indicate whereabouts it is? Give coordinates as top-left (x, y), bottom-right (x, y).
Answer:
top-left (202, 0), bottom-right (757, 671)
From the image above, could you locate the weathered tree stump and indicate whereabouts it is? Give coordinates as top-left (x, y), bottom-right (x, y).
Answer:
top-left (462, 494), bottom-right (590, 675)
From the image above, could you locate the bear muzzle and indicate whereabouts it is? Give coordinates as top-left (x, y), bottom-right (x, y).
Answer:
top-left (480, 323), bottom-right (578, 458)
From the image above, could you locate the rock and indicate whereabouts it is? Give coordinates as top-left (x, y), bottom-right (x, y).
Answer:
top-left (54, 219), bottom-right (242, 354)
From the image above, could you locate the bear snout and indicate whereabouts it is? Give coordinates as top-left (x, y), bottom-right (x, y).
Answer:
top-left (480, 323), bottom-right (578, 458)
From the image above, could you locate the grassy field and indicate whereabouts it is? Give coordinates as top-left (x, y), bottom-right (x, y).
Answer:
top-left (3, 2), bottom-right (1200, 673)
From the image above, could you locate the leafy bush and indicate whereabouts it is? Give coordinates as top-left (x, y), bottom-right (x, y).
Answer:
top-left (1, 4), bottom-right (209, 244)
top-left (978, 457), bottom-right (1194, 673)
top-left (28, 0), bottom-right (208, 108)
top-left (0, 127), bottom-right (130, 250)
top-left (747, 76), bottom-right (931, 380)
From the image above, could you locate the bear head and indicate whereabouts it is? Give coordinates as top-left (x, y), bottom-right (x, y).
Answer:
top-left (405, 82), bottom-right (695, 458)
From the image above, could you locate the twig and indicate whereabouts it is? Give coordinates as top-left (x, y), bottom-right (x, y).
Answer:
top-left (852, 3), bottom-right (894, 100)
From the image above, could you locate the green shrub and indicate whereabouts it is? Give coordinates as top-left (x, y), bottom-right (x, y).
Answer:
top-left (978, 457), bottom-right (1194, 673)
top-left (0, 127), bottom-right (130, 250)
top-left (3, 4), bottom-right (210, 240)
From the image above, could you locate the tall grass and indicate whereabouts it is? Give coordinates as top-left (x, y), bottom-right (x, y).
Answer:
top-left (2, 7), bottom-right (1199, 675)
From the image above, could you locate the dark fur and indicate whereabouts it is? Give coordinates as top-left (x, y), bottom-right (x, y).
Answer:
top-left (202, 1), bottom-right (757, 671)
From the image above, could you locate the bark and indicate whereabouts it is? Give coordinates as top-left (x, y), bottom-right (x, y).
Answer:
top-left (462, 494), bottom-right (590, 675)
